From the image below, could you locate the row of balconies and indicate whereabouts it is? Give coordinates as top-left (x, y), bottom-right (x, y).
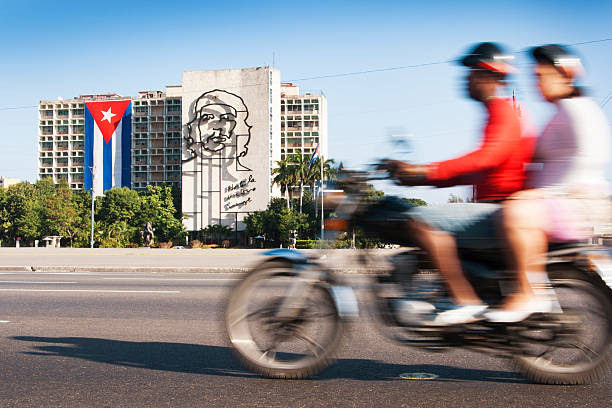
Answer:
top-left (281, 142), bottom-right (318, 148)
top-left (281, 109), bottom-right (319, 115)
top-left (282, 126), bottom-right (319, 131)
top-left (132, 175), bottom-right (181, 183)
top-left (133, 158), bottom-right (181, 166)
top-left (40, 127), bottom-right (84, 135)
top-left (40, 160), bottom-right (84, 167)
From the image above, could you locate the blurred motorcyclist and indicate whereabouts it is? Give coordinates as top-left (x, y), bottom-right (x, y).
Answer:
top-left (485, 44), bottom-right (612, 322)
top-left (388, 42), bottom-right (536, 324)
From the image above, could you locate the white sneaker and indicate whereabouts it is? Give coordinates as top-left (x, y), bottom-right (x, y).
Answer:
top-left (394, 300), bottom-right (436, 325)
top-left (432, 304), bottom-right (488, 325)
top-left (484, 297), bottom-right (553, 323)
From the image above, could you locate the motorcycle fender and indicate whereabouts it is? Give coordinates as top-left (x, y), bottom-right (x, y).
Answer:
top-left (262, 248), bottom-right (308, 264)
top-left (330, 285), bottom-right (359, 318)
top-left (589, 256), bottom-right (612, 289)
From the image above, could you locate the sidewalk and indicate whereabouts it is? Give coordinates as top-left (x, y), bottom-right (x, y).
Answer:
top-left (0, 248), bottom-right (394, 273)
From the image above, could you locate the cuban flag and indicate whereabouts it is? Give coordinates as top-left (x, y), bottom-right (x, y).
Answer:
top-left (84, 100), bottom-right (132, 196)
top-left (308, 143), bottom-right (320, 169)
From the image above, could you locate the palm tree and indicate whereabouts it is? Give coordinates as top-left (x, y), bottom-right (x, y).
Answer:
top-left (272, 158), bottom-right (293, 209)
top-left (287, 153), bottom-right (309, 213)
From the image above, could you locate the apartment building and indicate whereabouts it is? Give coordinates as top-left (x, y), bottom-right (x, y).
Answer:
top-left (38, 94), bottom-right (122, 189)
top-left (280, 83), bottom-right (328, 161)
top-left (38, 75), bottom-right (329, 214)
top-left (131, 90), bottom-right (182, 190)
top-left (38, 91), bottom-right (182, 191)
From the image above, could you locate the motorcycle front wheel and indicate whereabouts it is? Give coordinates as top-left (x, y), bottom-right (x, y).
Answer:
top-left (514, 265), bottom-right (612, 385)
top-left (225, 260), bottom-right (344, 379)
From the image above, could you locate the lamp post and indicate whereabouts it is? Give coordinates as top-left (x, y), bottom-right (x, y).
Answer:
top-left (320, 155), bottom-right (324, 241)
top-left (88, 166), bottom-right (95, 248)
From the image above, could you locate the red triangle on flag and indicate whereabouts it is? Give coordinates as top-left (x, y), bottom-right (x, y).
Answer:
top-left (86, 100), bottom-right (132, 144)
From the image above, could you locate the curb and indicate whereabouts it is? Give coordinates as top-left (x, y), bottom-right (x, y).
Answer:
top-left (0, 265), bottom-right (384, 274)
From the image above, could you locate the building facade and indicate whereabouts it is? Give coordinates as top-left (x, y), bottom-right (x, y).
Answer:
top-left (280, 83), bottom-right (328, 161)
top-left (38, 92), bottom-right (183, 191)
top-left (37, 68), bottom-right (328, 234)
top-left (179, 67), bottom-right (281, 233)
top-left (131, 90), bottom-right (182, 190)
top-left (39, 96), bottom-right (97, 189)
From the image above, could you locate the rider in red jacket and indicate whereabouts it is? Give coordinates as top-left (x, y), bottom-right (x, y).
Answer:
top-left (389, 42), bottom-right (535, 325)
top-left (427, 97), bottom-right (534, 202)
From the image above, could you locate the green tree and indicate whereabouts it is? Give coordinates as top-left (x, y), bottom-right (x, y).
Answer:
top-left (0, 187), bottom-right (10, 245)
top-left (95, 187), bottom-right (141, 246)
top-left (42, 181), bottom-right (83, 247)
top-left (287, 152), bottom-right (309, 213)
top-left (71, 190), bottom-right (93, 247)
top-left (401, 197), bottom-right (428, 207)
top-left (3, 182), bottom-right (41, 245)
top-left (243, 197), bottom-right (307, 247)
top-left (139, 185), bottom-right (186, 244)
top-left (365, 184), bottom-right (385, 201)
top-left (272, 157), bottom-right (294, 209)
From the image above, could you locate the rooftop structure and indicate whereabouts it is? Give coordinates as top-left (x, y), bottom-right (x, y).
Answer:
top-left (0, 176), bottom-right (21, 188)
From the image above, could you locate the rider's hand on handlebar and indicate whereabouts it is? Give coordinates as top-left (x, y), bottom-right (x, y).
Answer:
top-left (386, 161), bottom-right (428, 186)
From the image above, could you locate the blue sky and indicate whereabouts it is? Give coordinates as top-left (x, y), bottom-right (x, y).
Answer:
top-left (1, 0), bottom-right (611, 202)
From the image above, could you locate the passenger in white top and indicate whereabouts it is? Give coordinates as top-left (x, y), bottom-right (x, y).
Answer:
top-left (532, 96), bottom-right (610, 192)
top-left (485, 44), bottom-right (611, 323)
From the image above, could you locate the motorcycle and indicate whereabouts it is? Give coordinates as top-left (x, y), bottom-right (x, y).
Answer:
top-left (225, 167), bottom-right (612, 384)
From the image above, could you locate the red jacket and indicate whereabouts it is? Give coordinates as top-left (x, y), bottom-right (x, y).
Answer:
top-left (426, 98), bottom-right (535, 201)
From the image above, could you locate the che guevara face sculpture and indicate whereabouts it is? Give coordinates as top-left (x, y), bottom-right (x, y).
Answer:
top-left (184, 89), bottom-right (252, 171)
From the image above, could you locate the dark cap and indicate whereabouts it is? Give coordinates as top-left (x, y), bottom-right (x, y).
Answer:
top-left (530, 44), bottom-right (583, 77)
top-left (460, 42), bottom-right (515, 75)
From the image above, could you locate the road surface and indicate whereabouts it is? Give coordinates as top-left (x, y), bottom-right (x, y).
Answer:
top-left (0, 270), bottom-right (610, 407)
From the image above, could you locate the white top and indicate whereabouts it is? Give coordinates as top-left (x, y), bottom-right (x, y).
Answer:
top-left (531, 96), bottom-right (611, 192)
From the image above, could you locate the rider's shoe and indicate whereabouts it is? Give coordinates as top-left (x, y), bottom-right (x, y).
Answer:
top-left (484, 297), bottom-right (553, 323)
top-left (393, 299), bottom-right (436, 325)
top-left (431, 304), bottom-right (488, 326)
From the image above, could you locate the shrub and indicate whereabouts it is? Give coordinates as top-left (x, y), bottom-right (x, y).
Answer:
top-left (189, 239), bottom-right (203, 249)
top-left (153, 241), bottom-right (173, 249)
top-left (295, 239), bottom-right (316, 249)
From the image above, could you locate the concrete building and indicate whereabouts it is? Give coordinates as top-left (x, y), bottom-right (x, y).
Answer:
top-left (131, 90), bottom-right (182, 190)
top-left (38, 92), bottom-right (182, 191)
top-left (179, 67), bottom-right (281, 233)
top-left (0, 177), bottom-right (21, 188)
top-left (280, 83), bottom-right (328, 161)
top-left (37, 68), bottom-right (328, 237)
top-left (39, 96), bottom-right (100, 188)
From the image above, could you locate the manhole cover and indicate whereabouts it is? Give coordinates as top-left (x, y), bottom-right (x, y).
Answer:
top-left (399, 372), bottom-right (439, 380)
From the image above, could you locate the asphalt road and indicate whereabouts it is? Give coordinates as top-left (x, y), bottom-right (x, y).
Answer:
top-left (0, 270), bottom-right (610, 408)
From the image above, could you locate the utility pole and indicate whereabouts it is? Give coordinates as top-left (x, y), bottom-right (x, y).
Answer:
top-left (320, 155), bottom-right (324, 241)
top-left (89, 166), bottom-right (95, 248)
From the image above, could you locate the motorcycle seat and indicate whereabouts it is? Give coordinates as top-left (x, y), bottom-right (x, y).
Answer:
top-left (547, 240), bottom-right (591, 253)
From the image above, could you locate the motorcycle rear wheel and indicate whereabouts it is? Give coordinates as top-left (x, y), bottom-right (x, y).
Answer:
top-left (225, 260), bottom-right (344, 379)
top-left (514, 265), bottom-right (612, 385)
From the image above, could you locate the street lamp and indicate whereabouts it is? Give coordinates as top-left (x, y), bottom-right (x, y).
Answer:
top-left (88, 166), bottom-right (95, 248)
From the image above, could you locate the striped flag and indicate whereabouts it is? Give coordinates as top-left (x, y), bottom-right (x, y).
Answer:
top-left (84, 100), bottom-right (132, 196)
top-left (308, 143), bottom-right (320, 169)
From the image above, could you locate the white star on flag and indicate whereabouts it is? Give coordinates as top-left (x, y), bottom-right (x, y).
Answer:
top-left (101, 108), bottom-right (116, 123)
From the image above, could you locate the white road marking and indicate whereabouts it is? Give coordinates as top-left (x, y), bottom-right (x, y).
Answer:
top-left (0, 281), bottom-right (77, 284)
top-left (0, 272), bottom-right (243, 277)
top-left (0, 321), bottom-right (10, 323)
top-left (102, 278), bottom-right (240, 281)
top-left (0, 289), bottom-right (180, 294)
top-left (0, 272), bottom-right (101, 276)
